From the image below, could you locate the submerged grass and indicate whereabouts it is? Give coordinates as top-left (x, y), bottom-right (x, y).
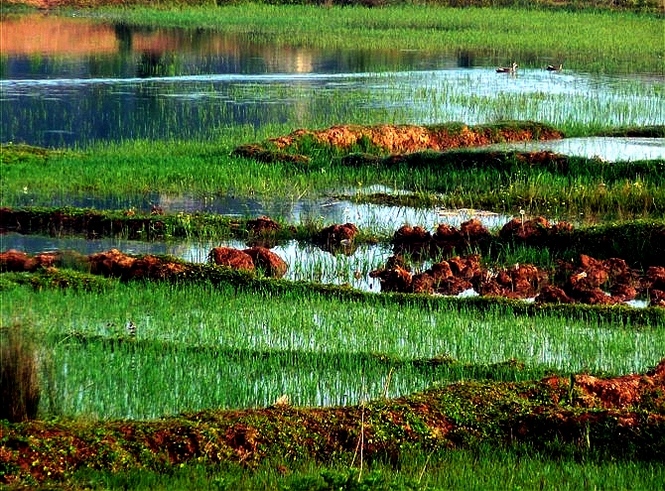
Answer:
top-left (3, 65), bottom-right (662, 147)
top-left (2, 281), bottom-right (663, 419)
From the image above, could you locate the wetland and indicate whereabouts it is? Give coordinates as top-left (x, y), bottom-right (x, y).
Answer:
top-left (1, 2), bottom-right (665, 489)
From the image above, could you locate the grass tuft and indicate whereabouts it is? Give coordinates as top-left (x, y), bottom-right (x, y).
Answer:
top-left (0, 324), bottom-right (41, 422)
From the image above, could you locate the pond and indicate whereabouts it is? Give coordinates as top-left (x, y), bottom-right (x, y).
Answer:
top-left (2, 14), bottom-right (664, 147)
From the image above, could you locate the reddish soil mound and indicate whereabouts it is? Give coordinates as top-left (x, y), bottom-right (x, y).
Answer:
top-left (392, 225), bottom-right (432, 258)
top-left (314, 223), bottom-right (360, 254)
top-left (232, 144), bottom-right (311, 164)
top-left (1, 360), bottom-right (663, 486)
top-left (209, 246), bottom-right (288, 278)
top-left (552, 254), bottom-right (640, 305)
top-left (270, 123), bottom-right (562, 155)
top-left (371, 251), bottom-right (658, 305)
top-left (234, 123), bottom-right (562, 164)
top-left (246, 216), bottom-right (282, 235)
top-left (0, 250), bottom-right (76, 272)
top-left (645, 267), bottom-right (665, 306)
top-left (209, 247), bottom-right (255, 272)
top-left (394, 218), bottom-right (525, 258)
top-left (499, 216), bottom-right (574, 245)
top-left (544, 359), bottom-right (665, 409)
top-left (243, 247), bottom-right (288, 278)
top-left (88, 249), bottom-right (186, 280)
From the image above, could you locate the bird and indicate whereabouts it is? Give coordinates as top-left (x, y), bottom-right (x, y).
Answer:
top-left (496, 62), bottom-right (518, 74)
top-left (546, 63), bottom-right (563, 71)
top-left (125, 320), bottom-right (136, 338)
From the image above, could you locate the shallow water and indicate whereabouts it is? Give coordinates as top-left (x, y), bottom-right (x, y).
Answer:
top-left (483, 137), bottom-right (665, 162)
top-left (0, 232), bottom-right (391, 290)
top-left (1, 205), bottom-right (509, 291)
top-left (12, 188), bottom-right (513, 235)
top-left (1, 15), bottom-right (663, 147)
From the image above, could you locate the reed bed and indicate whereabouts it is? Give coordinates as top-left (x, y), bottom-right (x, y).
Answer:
top-left (3, 282), bottom-right (663, 419)
top-left (89, 5), bottom-right (664, 74)
top-left (3, 139), bottom-right (664, 221)
top-left (2, 68), bottom-right (663, 147)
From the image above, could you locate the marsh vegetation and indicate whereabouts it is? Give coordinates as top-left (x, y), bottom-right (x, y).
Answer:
top-left (1, 1), bottom-right (664, 489)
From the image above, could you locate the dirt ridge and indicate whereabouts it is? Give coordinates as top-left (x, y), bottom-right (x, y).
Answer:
top-left (1, 360), bottom-right (664, 486)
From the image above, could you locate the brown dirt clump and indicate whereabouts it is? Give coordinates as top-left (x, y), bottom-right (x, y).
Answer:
top-left (392, 225), bottom-right (432, 258)
top-left (534, 285), bottom-right (575, 304)
top-left (245, 216), bottom-right (288, 248)
top-left (232, 144), bottom-right (311, 165)
top-left (269, 123), bottom-right (562, 156)
top-left (246, 216), bottom-right (282, 235)
top-left (209, 247), bottom-right (255, 272)
top-left (314, 223), bottom-right (360, 255)
top-left (499, 216), bottom-right (574, 246)
top-left (559, 254), bottom-right (640, 305)
top-left (0, 250), bottom-right (63, 272)
top-left (1, 360), bottom-right (664, 487)
top-left (243, 247), bottom-right (288, 278)
top-left (0, 250), bottom-right (33, 272)
top-left (88, 249), bottom-right (187, 281)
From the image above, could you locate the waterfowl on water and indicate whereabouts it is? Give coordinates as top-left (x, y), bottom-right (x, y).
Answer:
top-left (496, 62), bottom-right (518, 74)
top-left (546, 64), bottom-right (563, 71)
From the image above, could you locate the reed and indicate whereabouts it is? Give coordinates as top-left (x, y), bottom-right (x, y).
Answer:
top-left (3, 139), bottom-right (664, 221)
top-left (0, 324), bottom-right (41, 422)
top-left (85, 5), bottom-right (663, 74)
top-left (2, 68), bottom-right (662, 148)
top-left (3, 281), bottom-right (663, 419)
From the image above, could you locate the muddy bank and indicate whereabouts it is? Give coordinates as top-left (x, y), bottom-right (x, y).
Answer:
top-left (1, 360), bottom-right (664, 486)
top-left (233, 121), bottom-right (563, 164)
top-left (3, 243), bottom-right (665, 307)
top-left (2, 208), bottom-right (665, 268)
top-left (371, 251), bottom-right (665, 307)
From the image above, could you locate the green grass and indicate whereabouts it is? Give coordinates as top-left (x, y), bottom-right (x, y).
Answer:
top-left (3, 281), bottom-right (663, 419)
top-left (70, 446), bottom-right (665, 491)
top-left (81, 5), bottom-right (663, 74)
top-left (3, 136), bottom-right (664, 221)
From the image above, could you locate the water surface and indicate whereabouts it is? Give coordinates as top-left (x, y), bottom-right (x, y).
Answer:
top-left (2, 15), bottom-right (663, 147)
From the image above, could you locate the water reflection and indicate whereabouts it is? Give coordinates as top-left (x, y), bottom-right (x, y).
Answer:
top-left (1, 15), bottom-right (663, 147)
top-left (481, 137), bottom-right (665, 162)
top-left (0, 232), bottom-right (391, 291)
top-left (11, 188), bottom-right (512, 235)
